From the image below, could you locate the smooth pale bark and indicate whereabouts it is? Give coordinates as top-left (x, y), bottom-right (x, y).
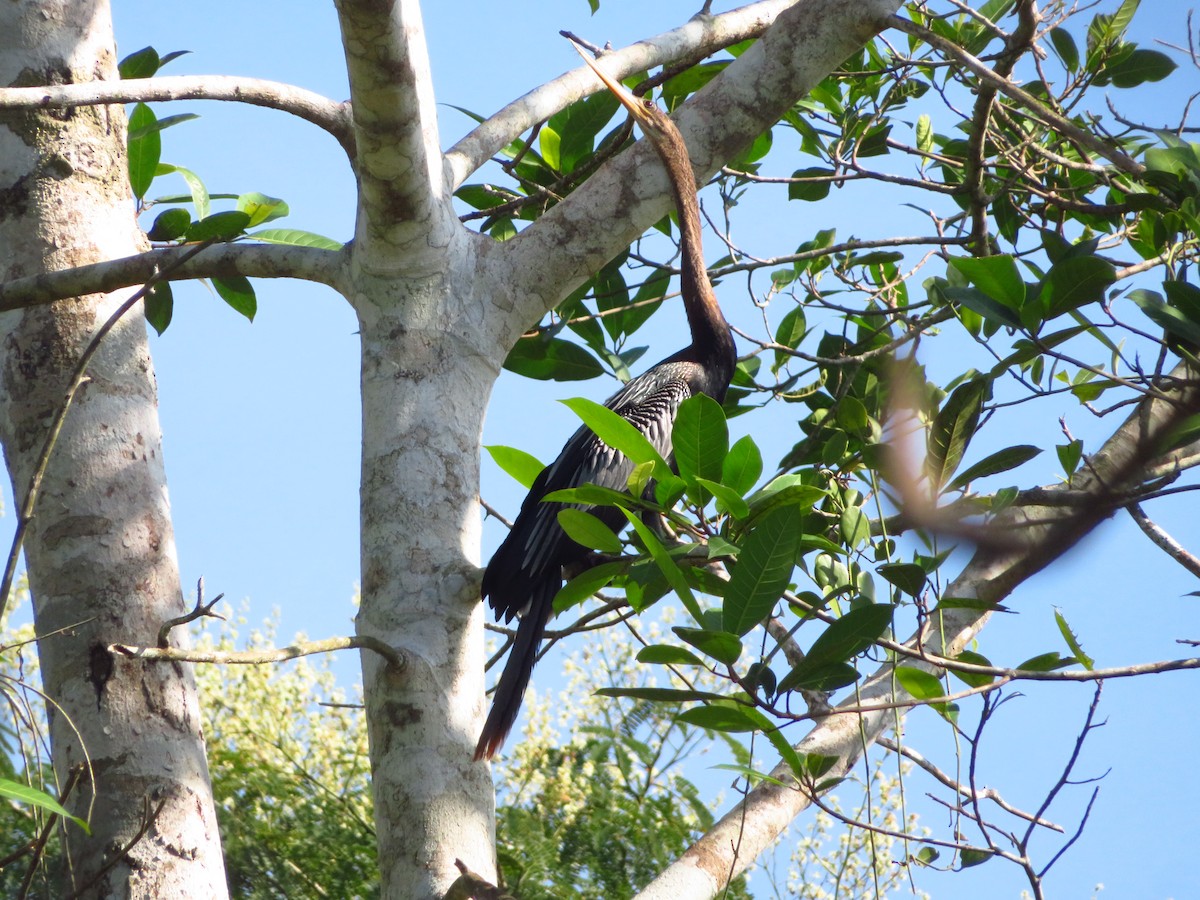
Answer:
top-left (0, 2), bottom-right (226, 898)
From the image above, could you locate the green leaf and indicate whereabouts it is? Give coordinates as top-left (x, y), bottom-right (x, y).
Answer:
top-left (694, 478), bottom-right (749, 519)
top-left (778, 660), bottom-right (860, 693)
top-left (1050, 28), bottom-right (1080, 72)
top-left (1107, 48), bottom-right (1177, 87)
top-left (721, 435), bottom-right (763, 495)
top-left (949, 255), bottom-right (1025, 308)
top-left (168, 165), bottom-right (211, 219)
top-left (943, 286), bottom-right (1023, 329)
top-left (1054, 608), bottom-right (1094, 670)
top-left (672, 627), bottom-right (742, 666)
top-left (0, 778), bottom-right (90, 831)
top-left (788, 167), bottom-right (833, 202)
top-left (212, 274), bottom-right (256, 321)
top-left (186, 210), bottom-right (251, 242)
top-left (557, 508), bottom-right (623, 554)
top-left (877, 563), bottom-right (927, 597)
top-left (949, 650), bottom-right (996, 688)
top-left (146, 207), bottom-right (191, 242)
top-left (127, 103), bottom-right (161, 200)
top-left (723, 504), bottom-right (803, 636)
top-left (563, 397), bottom-right (670, 475)
top-left (915, 113), bottom-right (933, 154)
top-left (1057, 438), bottom-right (1083, 477)
top-left (248, 228), bottom-right (343, 251)
top-left (925, 379), bottom-right (988, 489)
top-left (947, 444), bottom-right (1042, 492)
top-left (637, 644), bottom-right (705, 666)
top-left (895, 666), bottom-right (945, 701)
top-left (622, 509), bottom-right (702, 621)
top-left (127, 113), bottom-right (199, 141)
top-left (1131, 288), bottom-right (1200, 349)
top-left (119, 45), bottom-right (160, 79)
top-left (484, 445), bottom-right (544, 489)
top-left (554, 561), bottom-right (623, 613)
top-left (1015, 652), bottom-right (1075, 672)
top-left (839, 505), bottom-right (870, 548)
top-left (960, 848), bottom-right (994, 869)
top-left (789, 604), bottom-right (893, 676)
top-left (504, 337), bottom-right (605, 382)
top-left (144, 281), bottom-right (173, 336)
top-left (676, 705), bottom-right (759, 733)
top-left (236, 192), bottom-right (289, 227)
top-left (1040, 255), bottom-right (1115, 319)
top-left (673, 393), bottom-right (728, 488)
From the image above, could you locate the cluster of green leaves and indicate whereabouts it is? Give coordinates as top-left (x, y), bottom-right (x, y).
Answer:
top-left (119, 46), bottom-right (341, 335)
top-left (482, 1), bottom-right (1198, 808)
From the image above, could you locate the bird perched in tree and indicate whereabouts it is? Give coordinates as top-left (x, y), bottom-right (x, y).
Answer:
top-left (475, 41), bottom-right (736, 761)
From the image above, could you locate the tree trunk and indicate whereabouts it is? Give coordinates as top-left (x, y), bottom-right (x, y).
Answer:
top-left (0, 2), bottom-right (227, 897)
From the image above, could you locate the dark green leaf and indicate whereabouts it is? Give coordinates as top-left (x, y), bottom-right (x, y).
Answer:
top-left (554, 561), bottom-right (623, 613)
top-left (1050, 28), bottom-right (1080, 71)
top-left (722, 435), bottom-right (763, 495)
top-left (948, 255), bottom-right (1025, 308)
top-left (636, 645), bottom-right (705, 666)
top-left (557, 508), bottom-right (623, 554)
top-left (1040, 255), bottom-right (1115, 319)
top-left (186, 210), bottom-right (251, 242)
top-left (1131, 288), bottom-right (1200, 349)
top-left (595, 687), bottom-right (728, 703)
top-left (1015, 652), bottom-right (1076, 672)
top-left (942, 286), bottom-right (1022, 329)
top-left (925, 379), bottom-right (988, 489)
top-left (127, 103), bottom-right (161, 200)
top-left (947, 444), bottom-right (1042, 491)
top-left (504, 336), bottom-right (605, 382)
top-left (782, 604), bottom-right (893, 691)
top-left (877, 563), bottom-right (927, 597)
top-left (119, 46), bottom-right (160, 79)
top-left (562, 397), bottom-right (670, 475)
top-left (676, 705), bottom-right (759, 733)
top-left (143, 281), bottom-right (173, 336)
top-left (723, 505), bottom-right (803, 636)
top-left (950, 650), bottom-right (996, 688)
top-left (146, 207), bottom-right (191, 241)
top-left (484, 445), bottom-right (544, 489)
top-left (212, 274), bottom-right (256, 321)
top-left (672, 627), bottom-right (743, 666)
top-left (1107, 49), bottom-right (1177, 87)
top-left (673, 394), bottom-right (728, 490)
top-left (623, 510), bottom-right (702, 621)
top-left (960, 848), bottom-right (994, 868)
top-left (788, 168), bottom-right (833, 202)
top-left (778, 660), bottom-right (860, 693)
top-left (694, 478), bottom-right (749, 519)
top-left (1057, 438), bottom-right (1083, 477)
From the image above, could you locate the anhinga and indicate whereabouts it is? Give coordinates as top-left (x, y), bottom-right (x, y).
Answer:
top-left (475, 43), bottom-right (736, 761)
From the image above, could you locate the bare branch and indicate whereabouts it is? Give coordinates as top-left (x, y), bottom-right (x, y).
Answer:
top-left (0, 242), bottom-right (347, 313)
top-left (110, 634), bottom-right (406, 672)
top-left (0, 75), bottom-right (355, 159)
top-left (1127, 502), bottom-right (1200, 579)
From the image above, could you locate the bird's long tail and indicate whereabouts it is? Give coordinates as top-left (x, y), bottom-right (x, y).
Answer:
top-left (474, 577), bottom-right (556, 760)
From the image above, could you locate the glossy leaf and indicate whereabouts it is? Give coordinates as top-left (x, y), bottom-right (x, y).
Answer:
top-left (212, 274), bottom-right (256, 321)
top-left (723, 504), bottom-right (803, 636)
top-left (676, 705), bottom-right (759, 733)
top-left (636, 644), bottom-right (705, 666)
top-left (925, 379), bottom-right (988, 489)
top-left (146, 207), bottom-right (191, 241)
top-left (950, 650), bottom-right (996, 688)
top-left (186, 210), bottom-right (251, 242)
top-left (1107, 48), bottom-right (1177, 87)
top-left (250, 228), bottom-right (343, 251)
top-left (143, 281), bottom-right (173, 336)
top-left (119, 45), bottom-right (160, 78)
top-left (0, 777), bottom-right (89, 831)
top-left (127, 103), bottom-right (161, 200)
top-left (1055, 608), bottom-right (1094, 670)
top-left (877, 563), bottom-right (927, 597)
top-left (1040, 255), bottom-right (1115, 319)
top-left (673, 394), bottom-right (728, 487)
top-left (554, 561), bottom-right (623, 613)
top-left (947, 444), bottom-right (1042, 492)
top-left (694, 478), bottom-right (749, 519)
top-left (722, 435), bottom-right (763, 495)
top-left (672, 627), bottom-right (742, 666)
top-left (237, 192), bottom-right (290, 227)
top-left (484, 444), bottom-right (544, 489)
top-left (504, 337), bottom-right (605, 382)
top-left (595, 687), bottom-right (728, 703)
top-left (563, 397), bottom-right (670, 474)
top-left (786, 603), bottom-right (893, 682)
top-left (622, 509), bottom-right (702, 621)
top-left (557, 508), bottom-right (623, 554)
top-left (895, 666), bottom-right (945, 702)
top-left (949, 255), bottom-right (1025, 308)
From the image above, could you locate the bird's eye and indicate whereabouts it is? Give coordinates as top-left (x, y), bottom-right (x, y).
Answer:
top-left (643, 99), bottom-right (654, 110)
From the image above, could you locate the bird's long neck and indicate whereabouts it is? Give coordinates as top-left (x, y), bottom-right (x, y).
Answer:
top-left (654, 126), bottom-right (735, 374)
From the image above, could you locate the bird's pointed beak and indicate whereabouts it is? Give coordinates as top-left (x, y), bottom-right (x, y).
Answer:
top-left (569, 39), bottom-right (653, 126)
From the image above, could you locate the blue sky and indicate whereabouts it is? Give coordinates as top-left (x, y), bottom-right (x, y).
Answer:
top-left (5, 2), bottom-right (1197, 897)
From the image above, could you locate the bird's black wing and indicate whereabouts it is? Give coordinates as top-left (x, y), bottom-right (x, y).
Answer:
top-left (475, 364), bottom-right (697, 759)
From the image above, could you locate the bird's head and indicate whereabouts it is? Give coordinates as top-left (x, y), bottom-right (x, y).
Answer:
top-left (570, 38), bottom-right (677, 146)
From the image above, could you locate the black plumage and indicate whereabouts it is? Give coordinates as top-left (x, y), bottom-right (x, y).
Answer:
top-left (475, 46), bottom-right (736, 760)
